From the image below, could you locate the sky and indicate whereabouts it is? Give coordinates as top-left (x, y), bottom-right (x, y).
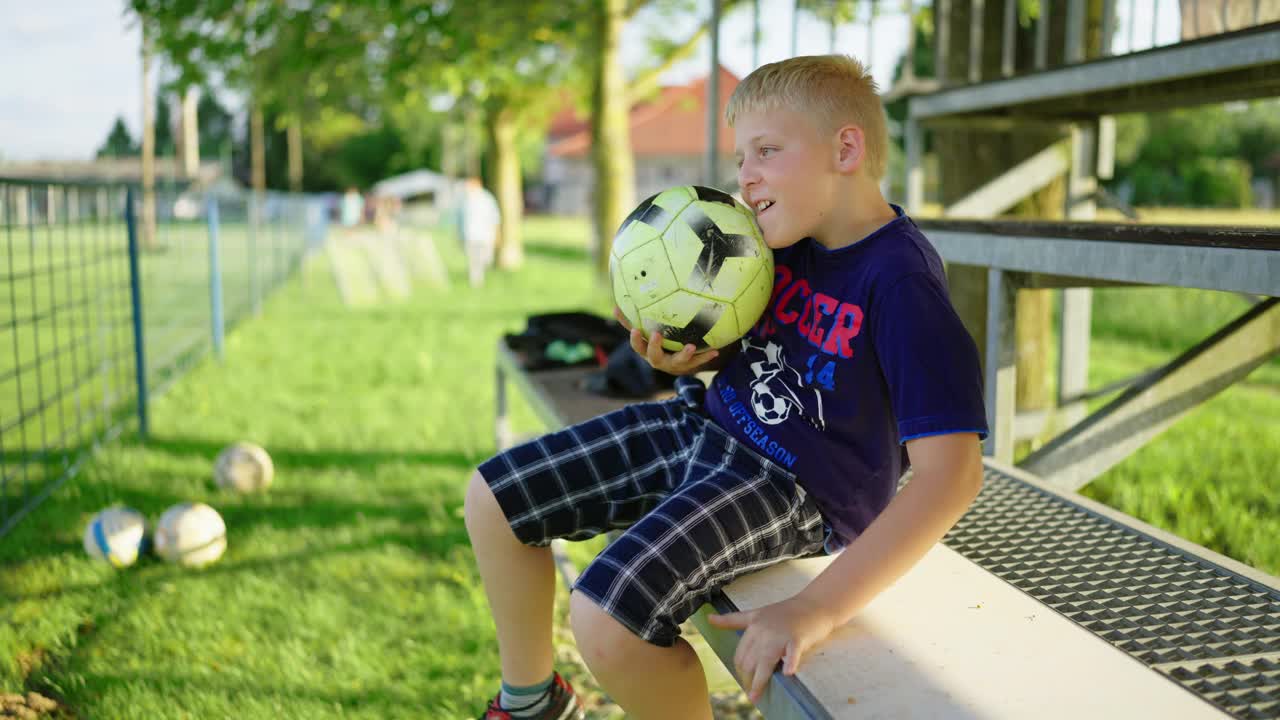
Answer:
top-left (0, 1), bottom-right (143, 162)
top-left (0, 0), bottom-right (1174, 163)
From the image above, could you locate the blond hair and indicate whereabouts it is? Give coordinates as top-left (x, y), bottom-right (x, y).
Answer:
top-left (726, 55), bottom-right (889, 180)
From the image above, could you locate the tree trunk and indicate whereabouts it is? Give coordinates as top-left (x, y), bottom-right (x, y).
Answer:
top-left (287, 117), bottom-right (303, 193)
top-left (489, 105), bottom-right (524, 270)
top-left (251, 106), bottom-right (266, 194)
top-left (590, 0), bottom-right (635, 279)
top-left (179, 86), bottom-right (199, 180)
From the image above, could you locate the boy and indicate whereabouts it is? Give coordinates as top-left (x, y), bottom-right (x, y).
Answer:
top-left (465, 55), bottom-right (988, 720)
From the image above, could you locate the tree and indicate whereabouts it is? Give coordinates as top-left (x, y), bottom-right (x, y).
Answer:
top-left (97, 117), bottom-right (139, 158)
top-left (151, 92), bottom-right (175, 156)
top-left (589, 0), bottom-right (635, 277)
top-left (585, 0), bottom-right (745, 277)
top-left (131, 0), bottom-right (384, 193)
top-left (391, 1), bottom-right (586, 270)
top-left (130, 0), bottom-right (731, 273)
top-left (1109, 104), bottom-right (1267, 208)
top-left (197, 89), bottom-right (234, 162)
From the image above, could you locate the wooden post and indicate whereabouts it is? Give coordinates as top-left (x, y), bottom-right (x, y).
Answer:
top-left (180, 86), bottom-right (200, 179)
top-left (251, 105), bottom-right (266, 195)
top-left (287, 118), bottom-right (303, 193)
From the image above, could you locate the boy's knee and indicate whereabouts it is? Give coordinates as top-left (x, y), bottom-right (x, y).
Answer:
top-left (569, 592), bottom-right (645, 670)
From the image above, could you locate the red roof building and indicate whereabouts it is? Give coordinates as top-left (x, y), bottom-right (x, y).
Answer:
top-left (540, 66), bottom-right (742, 215)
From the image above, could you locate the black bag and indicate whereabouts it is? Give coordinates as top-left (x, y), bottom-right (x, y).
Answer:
top-left (503, 312), bottom-right (627, 371)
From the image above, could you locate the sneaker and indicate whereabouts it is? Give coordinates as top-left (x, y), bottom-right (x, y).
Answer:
top-left (478, 672), bottom-right (585, 720)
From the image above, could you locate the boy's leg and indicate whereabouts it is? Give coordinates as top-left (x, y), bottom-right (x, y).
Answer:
top-left (465, 399), bottom-right (707, 709)
top-left (567, 423), bottom-right (827, 719)
top-left (569, 592), bottom-right (711, 720)
top-left (465, 471), bottom-right (555, 686)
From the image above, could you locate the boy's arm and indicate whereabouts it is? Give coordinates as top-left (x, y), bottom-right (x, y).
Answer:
top-left (707, 432), bottom-right (984, 702)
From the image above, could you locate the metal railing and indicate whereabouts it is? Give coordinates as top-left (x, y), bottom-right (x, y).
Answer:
top-left (0, 177), bottom-right (327, 538)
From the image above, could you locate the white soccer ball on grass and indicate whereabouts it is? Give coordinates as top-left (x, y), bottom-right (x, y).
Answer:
top-left (214, 442), bottom-right (274, 493)
top-left (153, 502), bottom-right (227, 568)
top-left (83, 507), bottom-right (148, 568)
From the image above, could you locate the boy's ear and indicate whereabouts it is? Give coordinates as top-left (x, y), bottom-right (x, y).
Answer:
top-left (834, 125), bottom-right (865, 174)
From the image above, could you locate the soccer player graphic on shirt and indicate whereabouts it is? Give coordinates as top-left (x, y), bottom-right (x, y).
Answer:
top-left (743, 338), bottom-right (826, 431)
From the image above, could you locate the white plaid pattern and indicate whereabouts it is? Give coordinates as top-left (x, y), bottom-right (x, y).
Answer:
top-left (478, 395), bottom-right (826, 646)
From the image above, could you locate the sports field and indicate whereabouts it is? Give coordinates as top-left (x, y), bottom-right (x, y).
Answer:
top-left (0, 214), bottom-right (1274, 718)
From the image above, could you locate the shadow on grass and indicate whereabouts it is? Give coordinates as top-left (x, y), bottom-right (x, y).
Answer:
top-left (1, 433), bottom-right (480, 576)
top-left (523, 241), bottom-right (590, 264)
top-left (144, 435), bottom-right (483, 473)
top-left (5, 524), bottom-right (469, 602)
top-left (46, 669), bottom-right (428, 715)
top-left (14, 520), bottom-right (474, 717)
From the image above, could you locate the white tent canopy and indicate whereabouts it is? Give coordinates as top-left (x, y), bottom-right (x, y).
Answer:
top-left (371, 169), bottom-right (458, 202)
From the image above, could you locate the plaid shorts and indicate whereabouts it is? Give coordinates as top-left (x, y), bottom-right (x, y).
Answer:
top-left (477, 383), bottom-right (826, 647)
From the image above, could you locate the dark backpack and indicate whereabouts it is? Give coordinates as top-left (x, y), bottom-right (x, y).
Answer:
top-left (503, 312), bottom-right (627, 371)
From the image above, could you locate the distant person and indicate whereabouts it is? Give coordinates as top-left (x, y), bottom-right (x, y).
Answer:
top-left (373, 194), bottom-right (402, 234)
top-left (340, 187), bottom-right (364, 228)
top-left (459, 176), bottom-right (501, 287)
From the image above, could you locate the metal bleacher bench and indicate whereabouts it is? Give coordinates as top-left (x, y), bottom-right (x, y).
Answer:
top-left (494, 340), bottom-right (1280, 719)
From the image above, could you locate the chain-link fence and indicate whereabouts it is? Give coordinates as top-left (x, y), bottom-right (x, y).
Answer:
top-left (0, 177), bottom-right (326, 538)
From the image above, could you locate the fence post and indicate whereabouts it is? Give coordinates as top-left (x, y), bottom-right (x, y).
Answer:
top-left (124, 188), bottom-right (150, 439)
top-left (208, 195), bottom-right (225, 360)
top-left (250, 192), bottom-right (261, 315)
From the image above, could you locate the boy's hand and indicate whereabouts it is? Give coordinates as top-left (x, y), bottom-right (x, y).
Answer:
top-left (706, 596), bottom-right (837, 704)
top-left (612, 306), bottom-right (719, 376)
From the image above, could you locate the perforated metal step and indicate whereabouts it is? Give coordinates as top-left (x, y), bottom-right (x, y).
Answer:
top-left (945, 466), bottom-right (1280, 719)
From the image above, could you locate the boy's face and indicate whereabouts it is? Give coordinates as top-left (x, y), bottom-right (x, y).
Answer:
top-left (734, 106), bottom-right (837, 250)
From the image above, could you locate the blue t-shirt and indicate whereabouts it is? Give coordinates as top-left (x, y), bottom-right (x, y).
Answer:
top-left (706, 206), bottom-right (988, 547)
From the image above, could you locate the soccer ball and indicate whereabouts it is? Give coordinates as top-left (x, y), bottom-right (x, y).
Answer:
top-left (153, 502), bottom-right (227, 568)
top-left (214, 442), bottom-right (274, 493)
top-left (83, 507), bottom-right (148, 568)
top-left (610, 186), bottom-right (773, 351)
top-left (750, 382), bottom-right (792, 424)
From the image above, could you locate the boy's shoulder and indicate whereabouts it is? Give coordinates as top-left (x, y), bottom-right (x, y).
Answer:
top-left (787, 212), bottom-right (943, 285)
top-left (869, 216), bottom-right (943, 278)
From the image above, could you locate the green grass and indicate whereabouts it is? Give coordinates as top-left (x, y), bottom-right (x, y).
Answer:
top-left (1079, 332), bottom-right (1280, 572)
top-left (1037, 282), bottom-right (1280, 573)
top-left (1, 213), bottom-right (1274, 718)
top-left (0, 217), bottom-right (755, 719)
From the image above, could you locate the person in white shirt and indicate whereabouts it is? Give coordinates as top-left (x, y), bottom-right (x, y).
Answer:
top-left (459, 177), bottom-right (501, 287)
